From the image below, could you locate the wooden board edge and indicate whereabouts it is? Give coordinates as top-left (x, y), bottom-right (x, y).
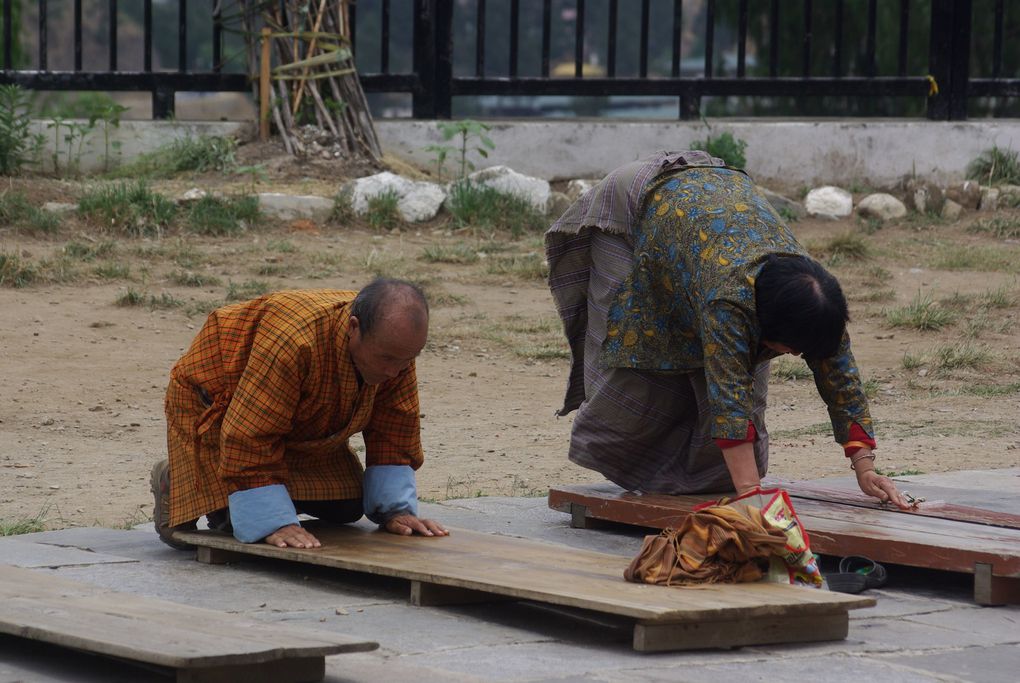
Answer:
top-left (633, 610), bottom-right (849, 652)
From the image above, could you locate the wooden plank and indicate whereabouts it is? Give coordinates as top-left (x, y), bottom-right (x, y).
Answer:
top-left (548, 483), bottom-right (1020, 589)
top-left (633, 611), bottom-right (848, 652)
top-left (0, 564), bottom-right (376, 679)
top-left (767, 477), bottom-right (1020, 530)
top-left (176, 656), bottom-right (322, 683)
top-left (176, 525), bottom-right (872, 652)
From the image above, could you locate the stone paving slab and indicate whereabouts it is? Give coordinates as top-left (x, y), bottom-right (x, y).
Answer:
top-left (2, 495), bottom-right (1018, 682)
top-left (0, 537), bottom-right (137, 568)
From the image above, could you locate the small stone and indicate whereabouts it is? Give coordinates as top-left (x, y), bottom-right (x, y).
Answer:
top-left (979, 187), bottom-right (1000, 212)
top-left (335, 607), bottom-right (348, 615)
top-left (805, 186), bottom-right (853, 219)
top-left (41, 418), bottom-right (54, 426)
top-left (941, 199), bottom-right (963, 221)
top-left (857, 193), bottom-right (907, 222)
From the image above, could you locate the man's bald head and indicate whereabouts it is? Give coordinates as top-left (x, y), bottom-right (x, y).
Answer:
top-left (351, 278), bottom-right (429, 339)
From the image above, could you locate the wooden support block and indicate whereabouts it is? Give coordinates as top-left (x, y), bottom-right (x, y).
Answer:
top-left (197, 546), bottom-right (248, 565)
top-left (633, 611), bottom-right (848, 652)
top-left (569, 503), bottom-right (614, 530)
top-left (973, 563), bottom-right (1020, 606)
top-left (409, 581), bottom-right (505, 607)
top-left (177, 656), bottom-right (322, 683)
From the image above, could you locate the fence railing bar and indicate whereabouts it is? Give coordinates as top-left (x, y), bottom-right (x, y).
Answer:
top-left (144, 0), bottom-right (152, 71)
top-left (541, 0), bottom-right (550, 77)
top-left (381, 0), bottom-right (391, 73)
top-left (769, 0), bottom-right (779, 77)
top-left (802, 0), bottom-right (812, 78)
top-left (74, 0), bottom-right (83, 71)
top-left (639, 0), bottom-right (649, 77)
top-left (179, 0), bottom-right (188, 72)
top-left (109, 0), bottom-right (118, 72)
top-left (671, 0), bottom-right (682, 77)
top-left (3, 0), bottom-right (12, 70)
top-left (509, 0), bottom-right (519, 78)
top-left (737, 0), bottom-right (748, 77)
top-left (704, 0), bottom-right (715, 77)
top-left (866, 0), bottom-right (877, 78)
top-left (898, 0), bottom-right (910, 77)
top-left (476, 0), bottom-right (486, 76)
top-left (38, 0), bottom-right (48, 71)
top-left (993, 0), bottom-right (1004, 79)
top-left (608, 0), bottom-right (617, 78)
top-left (212, 1), bottom-right (222, 72)
top-left (575, 0), bottom-right (584, 78)
top-left (833, 0), bottom-right (843, 77)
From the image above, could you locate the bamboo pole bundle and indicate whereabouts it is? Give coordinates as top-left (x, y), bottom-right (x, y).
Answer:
top-left (234, 0), bottom-right (381, 162)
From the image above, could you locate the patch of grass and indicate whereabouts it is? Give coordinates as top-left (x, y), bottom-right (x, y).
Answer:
top-left (862, 378), bottom-right (880, 400)
top-left (966, 146), bottom-right (1020, 185)
top-left (930, 244), bottom-right (1020, 273)
top-left (0, 250), bottom-right (38, 287)
top-left (854, 288), bottom-right (896, 303)
top-left (0, 510), bottom-right (47, 535)
top-left (170, 270), bottom-right (221, 287)
top-left (902, 351), bottom-right (925, 370)
top-left (420, 243), bottom-right (480, 264)
top-left (186, 195), bottom-right (260, 237)
top-left (225, 279), bottom-right (271, 302)
top-left (366, 190), bottom-right (402, 231)
top-left (967, 215), bottom-right (1020, 239)
top-left (115, 289), bottom-right (183, 310)
top-left (93, 262), bottom-right (131, 280)
top-left (771, 358), bottom-right (812, 380)
top-left (929, 342), bottom-right (990, 373)
top-left (446, 181), bottom-right (546, 236)
top-left (481, 315), bottom-right (568, 360)
top-left (78, 181), bottom-right (177, 238)
top-left (62, 240), bottom-right (118, 261)
top-left (485, 253), bottom-right (548, 280)
top-left (978, 285), bottom-right (1016, 309)
top-left (109, 135), bottom-right (237, 179)
top-left (959, 382), bottom-right (1020, 397)
top-left (331, 192), bottom-right (356, 225)
top-left (819, 232), bottom-right (870, 264)
top-left (0, 192), bottom-right (61, 234)
top-left (885, 291), bottom-right (956, 331)
top-left (185, 299), bottom-right (224, 317)
top-left (860, 265), bottom-right (893, 286)
top-left (254, 263), bottom-right (298, 277)
top-left (131, 239), bottom-right (206, 269)
top-left (267, 239), bottom-right (297, 253)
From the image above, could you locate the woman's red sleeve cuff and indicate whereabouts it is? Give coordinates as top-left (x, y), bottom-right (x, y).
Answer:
top-left (715, 421), bottom-right (757, 450)
top-left (843, 422), bottom-right (877, 456)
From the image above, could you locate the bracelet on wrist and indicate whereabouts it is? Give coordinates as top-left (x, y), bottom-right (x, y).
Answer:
top-left (850, 452), bottom-right (876, 471)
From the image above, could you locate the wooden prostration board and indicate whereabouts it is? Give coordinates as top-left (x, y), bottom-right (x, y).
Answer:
top-left (548, 482), bottom-right (1020, 606)
top-left (176, 524), bottom-right (872, 653)
top-left (0, 564), bottom-right (376, 683)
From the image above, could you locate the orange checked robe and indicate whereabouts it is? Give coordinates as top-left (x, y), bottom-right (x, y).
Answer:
top-left (165, 289), bottom-right (424, 527)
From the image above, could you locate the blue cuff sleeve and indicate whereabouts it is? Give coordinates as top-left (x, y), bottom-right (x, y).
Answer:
top-left (227, 484), bottom-right (300, 543)
top-left (363, 465), bottom-right (418, 525)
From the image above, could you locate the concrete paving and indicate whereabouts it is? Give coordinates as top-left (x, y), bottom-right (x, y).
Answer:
top-left (1, 494), bottom-right (1018, 683)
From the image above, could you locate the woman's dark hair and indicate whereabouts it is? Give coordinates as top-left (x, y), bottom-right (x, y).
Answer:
top-left (754, 254), bottom-right (849, 359)
top-left (351, 277), bottom-right (429, 338)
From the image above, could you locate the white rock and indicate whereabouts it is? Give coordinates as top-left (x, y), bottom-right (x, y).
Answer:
top-left (565, 179), bottom-right (597, 202)
top-left (979, 187), bottom-right (1000, 212)
top-left (42, 202), bottom-right (77, 214)
top-left (466, 165), bottom-right (551, 212)
top-left (179, 188), bottom-right (208, 202)
top-left (804, 186), bottom-right (853, 219)
top-left (257, 193), bottom-right (334, 222)
top-left (857, 193), bottom-right (907, 221)
top-left (345, 172), bottom-right (446, 223)
top-left (941, 198), bottom-right (963, 221)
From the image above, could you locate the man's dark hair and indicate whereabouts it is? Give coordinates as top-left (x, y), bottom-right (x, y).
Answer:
top-left (351, 278), bottom-right (429, 337)
top-left (754, 255), bottom-right (849, 359)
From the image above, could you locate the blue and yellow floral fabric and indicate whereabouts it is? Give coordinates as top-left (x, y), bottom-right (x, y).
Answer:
top-left (600, 167), bottom-right (873, 443)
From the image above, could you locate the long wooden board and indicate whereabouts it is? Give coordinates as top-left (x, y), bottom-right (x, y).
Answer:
top-left (0, 564), bottom-right (377, 683)
top-left (548, 482), bottom-right (1020, 606)
top-left (176, 524), bottom-right (872, 652)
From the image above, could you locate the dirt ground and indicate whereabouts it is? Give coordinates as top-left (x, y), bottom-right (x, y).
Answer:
top-left (1, 151), bottom-right (1019, 531)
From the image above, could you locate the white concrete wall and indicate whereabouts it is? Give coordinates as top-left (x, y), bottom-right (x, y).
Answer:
top-left (376, 119), bottom-right (1020, 189)
top-left (27, 120), bottom-right (250, 174)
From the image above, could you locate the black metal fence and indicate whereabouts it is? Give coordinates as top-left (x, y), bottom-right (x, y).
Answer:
top-left (0, 0), bottom-right (1016, 120)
